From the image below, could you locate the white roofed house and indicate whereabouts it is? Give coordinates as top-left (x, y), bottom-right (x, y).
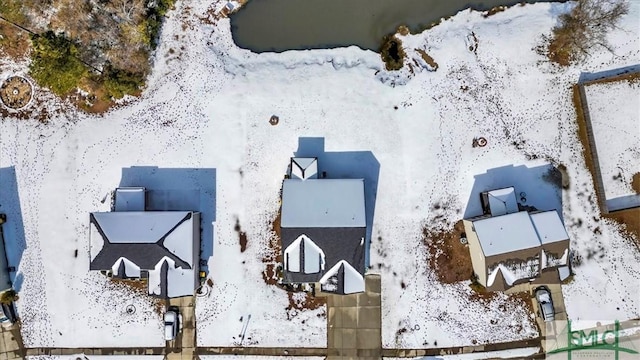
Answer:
top-left (90, 187), bottom-right (200, 298)
top-left (463, 187), bottom-right (570, 291)
top-left (279, 157), bottom-right (367, 295)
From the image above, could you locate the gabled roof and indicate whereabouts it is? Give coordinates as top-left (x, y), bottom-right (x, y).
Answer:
top-left (473, 210), bottom-right (569, 257)
top-left (487, 187), bottom-right (518, 216)
top-left (290, 157), bottom-right (318, 180)
top-left (530, 211), bottom-right (569, 244)
top-left (281, 179), bottom-right (366, 228)
top-left (319, 260), bottom-right (365, 295)
top-left (284, 234), bottom-right (326, 274)
top-left (114, 187), bottom-right (146, 211)
top-left (90, 211), bottom-right (195, 270)
top-left (473, 211), bottom-right (541, 257)
top-left (281, 227), bottom-right (365, 284)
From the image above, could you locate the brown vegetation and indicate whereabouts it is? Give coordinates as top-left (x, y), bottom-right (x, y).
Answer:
top-left (0, 0), bottom-right (176, 112)
top-left (262, 209), bottom-right (283, 285)
top-left (108, 277), bottom-right (148, 292)
top-left (632, 173), bottom-right (640, 195)
top-left (415, 49), bottom-right (439, 71)
top-left (286, 291), bottom-right (325, 311)
top-left (545, 0), bottom-right (629, 65)
top-left (483, 5), bottom-right (507, 18)
top-left (425, 220), bottom-right (473, 284)
top-left (380, 36), bottom-right (406, 71)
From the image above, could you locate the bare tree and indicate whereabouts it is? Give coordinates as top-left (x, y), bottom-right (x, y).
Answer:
top-left (547, 0), bottom-right (629, 65)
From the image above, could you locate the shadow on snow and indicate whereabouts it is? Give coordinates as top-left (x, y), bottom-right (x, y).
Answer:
top-left (118, 166), bottom-right (217, 274)
top-left (293, 137), bottom-right (380, 269)
top-left (463, 163), bottom-right (563, 219)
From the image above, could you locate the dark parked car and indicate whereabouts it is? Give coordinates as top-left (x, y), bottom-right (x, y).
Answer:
top-left (535, 286), bottom-right (555, 322)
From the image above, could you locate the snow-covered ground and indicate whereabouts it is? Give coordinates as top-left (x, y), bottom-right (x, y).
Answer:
top-left (1, 0), bottom-right (639, 350)
top-left (584, 80), bottom-right (640, 211)
top-left (384, 346), bottom-right (540, 359)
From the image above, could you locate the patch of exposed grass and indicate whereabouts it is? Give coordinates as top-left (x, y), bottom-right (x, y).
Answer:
top-left (425, 220), bottom-right (473, 284)
top-left (286, 291), bottom-right (325, 311)
top-left (632, 173), bottom-right (640, 195)
top-left (29, 31), bottom-right (88, 96)
top-left (415, 49), bottom-right (439, 71)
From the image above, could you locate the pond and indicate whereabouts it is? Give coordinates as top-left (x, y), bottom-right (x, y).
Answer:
top-left (229, 0), bottom-right (550, 53)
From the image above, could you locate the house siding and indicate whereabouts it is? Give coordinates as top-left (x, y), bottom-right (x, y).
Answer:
top-left (464, 220), bottom-right (487, 286)
top-left (192, 211), bottom-right (201, 290)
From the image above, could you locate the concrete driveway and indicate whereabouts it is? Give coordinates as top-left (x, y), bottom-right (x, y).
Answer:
top-left (529, 284), bottom-right (567, 339)
top-left (165, 296), bottom-right (196, 360)
top-left (327, 274), bottom-right (381, 360)
top-left (0, 323), bottom-right (23, 360)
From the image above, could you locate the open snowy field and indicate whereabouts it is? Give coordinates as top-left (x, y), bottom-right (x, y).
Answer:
top-left (1, 0), bottom-right (639, 350)
top-left (584, 79), bottom-right (640, 211)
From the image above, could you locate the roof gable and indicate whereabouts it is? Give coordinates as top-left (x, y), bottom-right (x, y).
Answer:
top-left (319, 260), bottom-right (365, 294)
top-left (487, 187), bottom-right (518, 216)
top-left (530, 211), bottom-right (569, 244)
top-left (290, 157), bottom-right (318, 180)
top-left (284, 234), bottom-right (326, 274)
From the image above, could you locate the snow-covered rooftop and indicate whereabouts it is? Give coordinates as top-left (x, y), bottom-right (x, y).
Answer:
top-left (290, 157), bottom-right (318, 180)
top-left (114, 187), bottom-right (146, 211)
top-left (487, 187), bottom-right (518, 216)
top-left (473, 211), bottom-right (541, 257)
top-left (284, 234), bottom-right (326, 273)
top-left (320, 260), bottom-right (365, 295)
top-left (530, 211), bottom-right (569, 245)
top-left (473, 210), bottom-right (568, 257)
top-left (91, 211), bottom-right (191, 244)
top-left (281, 179), bottom-right (366, 228)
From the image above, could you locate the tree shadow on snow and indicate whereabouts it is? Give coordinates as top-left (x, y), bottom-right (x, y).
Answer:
top-left (118, 166), bottom-right (216, 274)
top-left (293, 137), bottom-right (380, 269)
top-left (0, 166), bottom-right (26, 292)
top-left (463, 163), bottom-right (563, 220)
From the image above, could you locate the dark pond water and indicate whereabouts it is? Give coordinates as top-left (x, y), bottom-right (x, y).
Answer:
top-left (229, 0), bottom-right (550, 53)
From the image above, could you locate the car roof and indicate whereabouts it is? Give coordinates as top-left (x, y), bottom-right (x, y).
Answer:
top-left (164, 311), bottom-right (176, 321)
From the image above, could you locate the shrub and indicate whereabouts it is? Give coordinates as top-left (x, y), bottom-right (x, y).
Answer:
top-left (0, 289), bottom-right (18, 304)
top-left (380, 35), bottom-right (406, 71)
top-left (547, 0), bottom-right (629, 65)
top-left (29, 31), bottom-right (88, 95)
top-left (144, 0), bottom-right (177, 48)
top-left (102, 65), bottom-right (145, 99)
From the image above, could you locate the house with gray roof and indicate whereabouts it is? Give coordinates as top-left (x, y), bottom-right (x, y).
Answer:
top-left (463, 187), bottom-right (570, 291)
top-left (280, 157), bottom-right (366, 295)
top-left (90, 187), bottom-right (200, 298)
